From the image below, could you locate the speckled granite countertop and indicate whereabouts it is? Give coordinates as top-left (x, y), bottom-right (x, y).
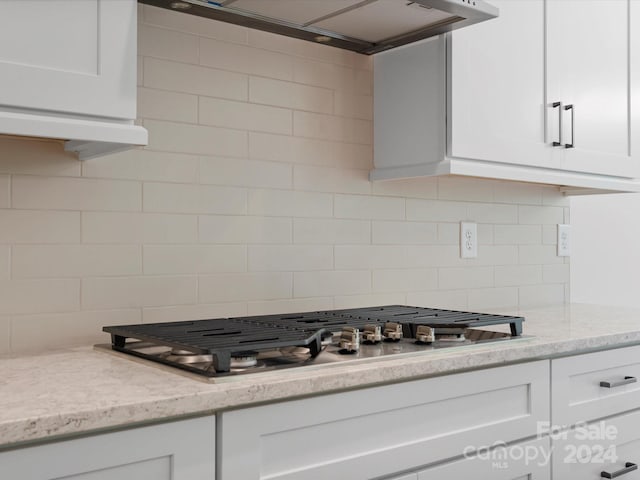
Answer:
top-left (3, 303), bottom-right (640, 449)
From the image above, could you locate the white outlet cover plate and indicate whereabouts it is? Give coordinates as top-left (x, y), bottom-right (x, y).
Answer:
top-left (557, 224), bottom-right (571, 257)
top-left (460, 222), bottom-right (478, 258)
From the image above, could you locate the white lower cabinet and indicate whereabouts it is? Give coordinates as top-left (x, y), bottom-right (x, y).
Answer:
top-left (552, 410), bottom-right (640, 480)
top-left (218, 361), bottom-right (549, 480)
top-left (0, 417), bottom-right (215, 480)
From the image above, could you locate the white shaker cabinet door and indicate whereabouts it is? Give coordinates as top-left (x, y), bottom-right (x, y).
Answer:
top-left (0, 417), bottom-right (215, 480)
top-left (448, 0), bottom-right (553, 169)
top-left (0, 0), bottom-right (137, 120)
top-left (547, 0), bottom-right (636, 178)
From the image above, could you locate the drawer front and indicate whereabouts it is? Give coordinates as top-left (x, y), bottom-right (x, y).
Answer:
top-left (552, 345), bottom-right (640, 426)
top-left (553, 410), bottom-right (640, 480)
top-left (219, 360), bottom-right (549, 480)
top-left (417, 437), bottom-right (550, 480)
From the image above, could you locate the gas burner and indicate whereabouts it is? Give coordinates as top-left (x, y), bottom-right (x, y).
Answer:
top-left (230, 352), bottom-right (259, 368)
top-left (165, 348), bottom-right (213, 364)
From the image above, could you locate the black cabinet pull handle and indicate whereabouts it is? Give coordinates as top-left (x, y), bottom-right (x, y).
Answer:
top-left (600, 376), bottom-right (637, 388)
top-left (552, 101), bottom-right (563, 147)
top-left (564, 104), bottom-right (575, 148)
top-left (601, 462), bottom-right (638, 478)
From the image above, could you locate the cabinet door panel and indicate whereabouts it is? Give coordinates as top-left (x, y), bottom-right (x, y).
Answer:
top-left (553, 410), bottom-right (640, 479)
top-left (547, 0), bottom-right (636, 177)
top-left (0, 0), bottom-right (137, 120)
top-left (449, 0), bottom-right (553, 168)
top-left (417, 437), bottom-right (550, 480)
top-left (0, 417), bottom-right (215, 480)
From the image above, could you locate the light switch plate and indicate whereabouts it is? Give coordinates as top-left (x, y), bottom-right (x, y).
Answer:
top-left (557, 224), bottom-right (571, 257)
top-left (460, 222), bottom-right (477, 258)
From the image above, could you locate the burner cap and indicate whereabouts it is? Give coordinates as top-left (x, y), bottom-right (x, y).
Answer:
top-left (230, 351), bottom-right (258, 368)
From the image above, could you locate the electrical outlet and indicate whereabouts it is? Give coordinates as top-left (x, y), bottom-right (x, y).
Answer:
top-left (460, 222), bottom-right (478, 258)
top-left (557, 224), bottom-right (571, 257)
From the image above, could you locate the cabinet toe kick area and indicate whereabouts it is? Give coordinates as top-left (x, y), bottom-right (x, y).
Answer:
top-left (218, 361), bottom-right (549, 480)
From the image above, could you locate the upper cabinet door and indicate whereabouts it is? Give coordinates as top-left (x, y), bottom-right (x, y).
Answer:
top-left (448, 0), bottom-right (552, 168)
top-left (547, 0), bottom-right (636, 177)
top-left (0, 0), bottom-right (137, 120)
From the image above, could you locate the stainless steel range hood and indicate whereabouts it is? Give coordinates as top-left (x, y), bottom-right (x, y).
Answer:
top-left (141, 0), bottom-right (498, 55)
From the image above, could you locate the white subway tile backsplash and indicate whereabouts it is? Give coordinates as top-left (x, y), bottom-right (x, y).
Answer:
top-left (467, 203), bottom-right (518, 224)
top-left (12, 176), bottom-right (141, 212)
top-left (199, 272), bottom-right (292, 302)
top-left (518, 245), bottom-right (564, 265)
top-left (333, 292), bottom-right (406, 309)
top-left (335, 245), bottom-right (406, 270)
top-left (13, 245), bottom-right (142, 278)
top-left (247, 297), bottom-right (334, 315)
top-left (335, 194), bottom-right (404, 220)
top-left (249, 133), bottom-right (372, 170)
top-left (468, 287), bottom-right (519, 310)
top-left (144, 245), bottom-right (246, 274)
top-left (373, 269), bottom-right (438, 293)
top-left (294, 111), bottom-right (372, 144)
top-left (293, 165), bottom-right (371, 194)
top-left (199, 97), bottom-right (292, 135)
top-left (438, 266), bottom-right (494, 290)
top-left (406, 290), bottom-right (468, 310)
top-left (0, 137), bottom-right (80, 177)
top-left (138, 87), bottom-right (198, 123)
top-left (82, 276), bottom-right (197, 309)
top-left (143, 5), bottom-right (248, 44)
top-left (0, 7), bottom-right (569, 352)
top-left (494, 225), bottom-right (542, 245)
top-left (0, 175), bottom-right (8, 208)
top-left (144, 183), bottom-right (247, 214)
top-left (372, 178), bottom-right (437, 200)
top-left (0, 316), bottom-right (9, 354)
top-left (249, 245), bottom-right (332, 272)
top-left (142, 302), bottom-right (248, 323)
top-left (0, 210), bottom-right (80, 244)
top-left (519, 284), bottom-right (565, 307)
top-left (494, 265), bottom-right (542, 287)
top-left (294, 218), bottom-right (370, 245)
top-left (294, 270), bottom-right (371, 298)
top-left (200, 38), bottom-right (294, 80)
top-left (82, 212), bottom-right (197, 244)
top-left (0, 279), bottom-right (79, 314)
top-left (0, 246), bottom-right (7, 281)
top-left (11, 309), bottom-right (140, 353)
top-left (249, 76), bottom-right (333, 114)
top-left (145, 120), bottom-right (248, 157)
top-left (406, 199), bottom-right (467, 222)
top-left (200, 156), bottom-right (292, 189)
top-left (82, 149), bottom-right (199, 184)
top-left (199, 215), bottom-right (291, 244)
top-left (138, 24), bottom-right (199, 64)
top-left (372, 221), bottom-right (437, 245)
top-left (144, 57), bottom-right (247, 100)
top-left (519, 205), bottom-right (565, 225)
top-left (248, 189), bottom-right (332, 217)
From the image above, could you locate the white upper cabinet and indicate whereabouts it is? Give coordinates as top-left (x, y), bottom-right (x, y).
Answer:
top-left (547, 0), bottom-right (634, 178)
top-left (0, 0), bottom-right (147, 159)
top-left (373, 0), bottom-right (640, 193)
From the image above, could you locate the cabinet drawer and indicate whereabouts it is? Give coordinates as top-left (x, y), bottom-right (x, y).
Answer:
top-left (417, 437), bottom-right (550, 480)
top-left (219, 361), bottom-right (549, 480)
top-left (552, 345), bottom-right (640, 426)
top-left (553, 410), bottom-right (640, 480)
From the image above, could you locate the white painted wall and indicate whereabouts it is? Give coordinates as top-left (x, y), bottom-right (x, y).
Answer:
top-left (571, 193), bottom-right (640, 306)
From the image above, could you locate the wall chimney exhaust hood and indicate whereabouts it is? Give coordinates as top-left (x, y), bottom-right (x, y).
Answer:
top-left (142, 0), bottom-right (499, 55)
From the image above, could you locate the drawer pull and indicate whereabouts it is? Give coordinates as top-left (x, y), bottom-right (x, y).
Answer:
top-left (601, 462), bottom-right (638, 478)
top-left (599, 376), bottom-right (637, 388)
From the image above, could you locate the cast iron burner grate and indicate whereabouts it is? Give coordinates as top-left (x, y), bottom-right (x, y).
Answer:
top-left (103, 305), bottom-right (524, 376)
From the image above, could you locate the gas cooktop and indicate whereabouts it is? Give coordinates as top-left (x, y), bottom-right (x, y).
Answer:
top-left (101, 305), bottom-right (525, 379)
